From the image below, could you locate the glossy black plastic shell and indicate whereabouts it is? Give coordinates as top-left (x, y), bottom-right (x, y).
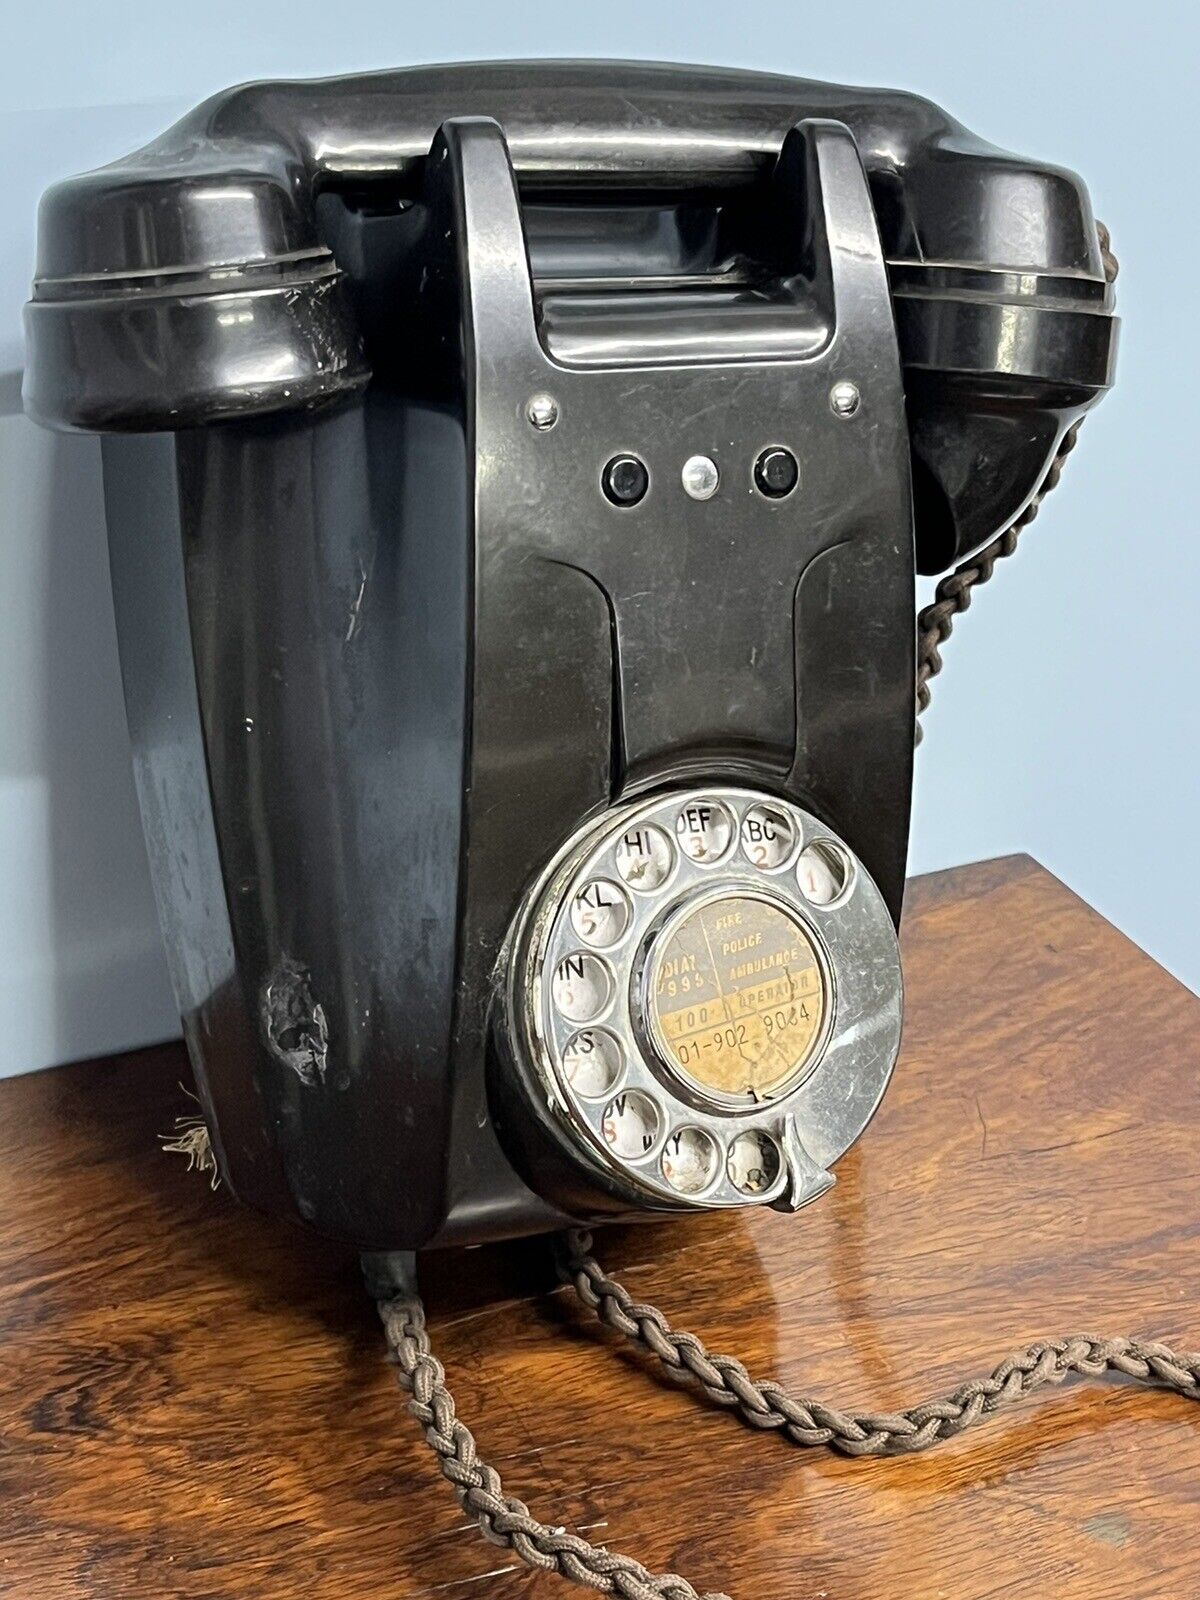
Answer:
top-left (25, 61), bottom-right (1115, 572)
top-left (24, 63), bottom-right (1115, 1249)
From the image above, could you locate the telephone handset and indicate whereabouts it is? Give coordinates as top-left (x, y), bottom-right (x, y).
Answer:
top-left (25, 61), bottom-right (1116, 1250)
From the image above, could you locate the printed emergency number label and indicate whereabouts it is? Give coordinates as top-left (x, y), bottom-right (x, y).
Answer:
top-left (649, 894), bottom-right (826, 1103)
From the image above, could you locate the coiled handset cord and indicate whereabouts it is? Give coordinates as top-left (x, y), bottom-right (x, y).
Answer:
top-left (366, 229), bottom-right (1159, 1600)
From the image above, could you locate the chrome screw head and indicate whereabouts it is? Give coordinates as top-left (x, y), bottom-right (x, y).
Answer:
top-left (525, 393), bottom-right (560, 431)
top-left (829, 380), bottom-right (861, 418)
top-left (681, 454), bottom-right (720, 500)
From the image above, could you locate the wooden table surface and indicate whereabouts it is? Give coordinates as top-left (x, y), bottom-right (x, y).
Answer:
top-left (1, 854), bottom-right (1198, 1600)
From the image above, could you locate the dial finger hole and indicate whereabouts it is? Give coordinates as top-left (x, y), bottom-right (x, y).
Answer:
top-left (562, 1028), bottom-right (623, 1099)
top-left (727, 1129), bottom-right (782, 1196)
top-left (615, 824), bottom-right (674, 892)
top-left (675, 798), bottom-right (734, 865)
top-left (601, 1090), bottom-right (662, 1160)
top-left (552, 952), bottom-right (613, 1023)
top-left (796, 840), bottom-right (852, 906)
top-left (569, 879), bottom-right (631, 948)
top-left (739, 804), bottom-right (798, 871)
top-left (661, 1126), bottom-right (721, 1196)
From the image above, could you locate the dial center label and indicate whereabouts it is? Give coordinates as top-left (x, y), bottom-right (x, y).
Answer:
top-left (649, 894), bottom-right (826, 1103)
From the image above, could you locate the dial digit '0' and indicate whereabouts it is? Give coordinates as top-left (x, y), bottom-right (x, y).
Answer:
top-left (726, 1129), bottom-right (782, 1195)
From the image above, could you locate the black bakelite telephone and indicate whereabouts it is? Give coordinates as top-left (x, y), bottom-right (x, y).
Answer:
top-left (28, 61), bottom-right (1185, 1600)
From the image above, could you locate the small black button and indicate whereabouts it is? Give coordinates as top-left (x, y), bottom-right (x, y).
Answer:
top-left (602, 454), bottom-right (649, 507)
top-left (754, 447), bottom-right (799, 499)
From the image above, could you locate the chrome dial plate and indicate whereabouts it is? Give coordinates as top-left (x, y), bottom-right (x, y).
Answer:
top-left (506, 787), bottom-right (902, 1212)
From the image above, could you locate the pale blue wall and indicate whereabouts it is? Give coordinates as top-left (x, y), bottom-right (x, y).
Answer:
top-left (2, 0), bottom-right (1197, 1076)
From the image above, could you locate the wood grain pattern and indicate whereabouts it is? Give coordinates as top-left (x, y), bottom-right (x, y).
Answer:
top-left (1, 854), bottom-right (1197, 1600)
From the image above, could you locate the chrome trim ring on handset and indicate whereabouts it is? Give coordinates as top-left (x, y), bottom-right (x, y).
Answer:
top-left (503, 786), bottom-right (902, 1214)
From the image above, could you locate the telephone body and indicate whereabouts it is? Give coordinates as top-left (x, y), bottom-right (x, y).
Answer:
top-left (24, 63), bottom-right (1116, 1250)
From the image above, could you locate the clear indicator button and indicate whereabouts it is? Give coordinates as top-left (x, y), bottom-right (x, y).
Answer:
top-left (615, 825), bottom-right (674, 892)
top-left (740, 805), bottom-right (798, 871)
top-left (570, 879), bottom-right (631, 948)
top-left (661, 1126), bottom-right (720, 1196)
top-left (552, 952), bottom-right (613, 1023)
top-left (602, 1090), bottom-right (662, 1159)
top-left (797, 840), bottom-right (851, 906)
top-left (675, 800), bottom-right (733, 865)
top-left (562, 1028), bottom-right (623, 1099)
top-left (727, 1130), bottom-right (782, 1196)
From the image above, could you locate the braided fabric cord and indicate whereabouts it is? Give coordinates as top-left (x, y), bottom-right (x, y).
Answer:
top-left (914, 222), bottom-right (1117, 741)
top-left (376, 1287), bottom-right (730, 1600)
top-left (377, 1226), bottom-right (1198, 1600)
top-left (559, 1230), bottom-right (1200, 1459)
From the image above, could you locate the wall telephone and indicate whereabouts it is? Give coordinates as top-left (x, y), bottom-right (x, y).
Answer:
top-left (25, 61), bottom-right (1158, 1600)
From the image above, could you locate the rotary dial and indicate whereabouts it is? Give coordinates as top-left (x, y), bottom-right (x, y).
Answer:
top-left (506, 787), bottom-right (899, 1213)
